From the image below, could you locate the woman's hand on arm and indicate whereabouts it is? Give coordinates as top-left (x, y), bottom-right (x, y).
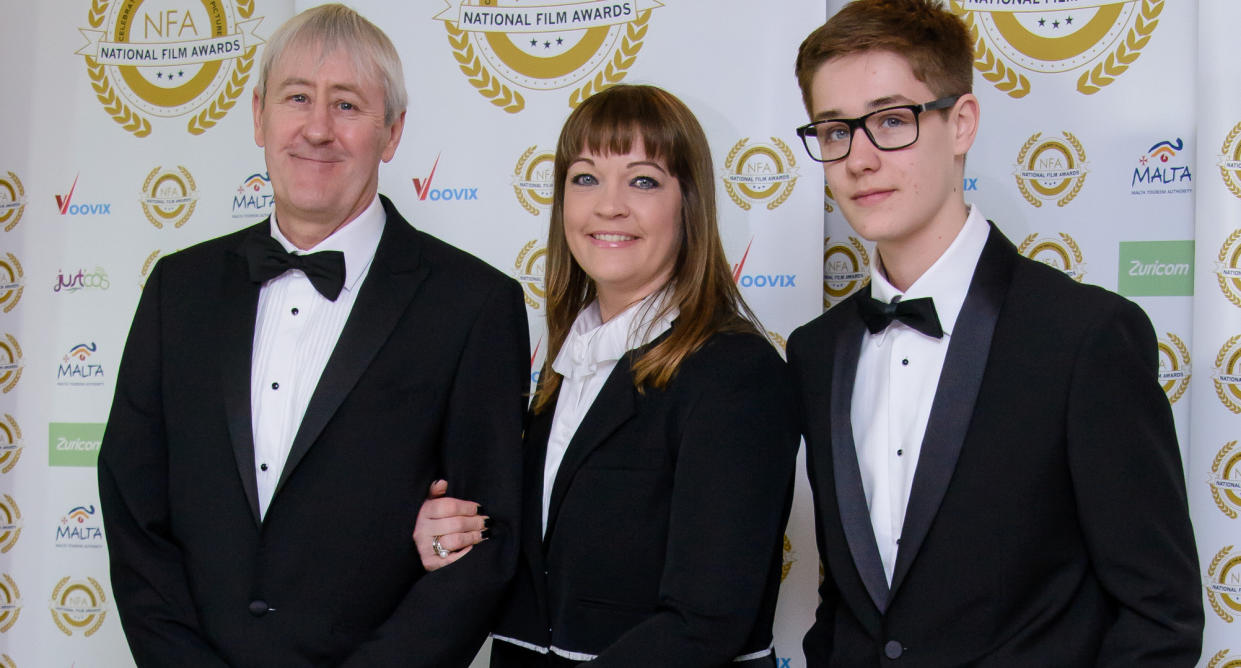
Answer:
top-left (412, 479), bottom-right (490, 571)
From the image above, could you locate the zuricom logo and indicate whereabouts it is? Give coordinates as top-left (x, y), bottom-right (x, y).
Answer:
top-left (54, 175), bottom-right (111, 216)
top-left (412, 154), bottom-right (479, 202)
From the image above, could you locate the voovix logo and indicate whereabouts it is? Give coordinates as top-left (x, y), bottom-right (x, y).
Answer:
top-left (53, 175), bottom-right (111, 216)
top-left (412, 154), bottom-right (479, 202)
top-left (732, 238), bottom-right (797, 289)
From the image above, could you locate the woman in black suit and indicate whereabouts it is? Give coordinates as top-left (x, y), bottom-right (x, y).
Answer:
top-left (414, 84), bottom-right (799, 667)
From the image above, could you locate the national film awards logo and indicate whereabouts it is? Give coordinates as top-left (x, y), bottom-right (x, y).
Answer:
top-left (781, 534), bottom-right (796, 582)
top-left (139, 250), bottom-right (162, 290)
top-left (0, 574), bottom-right (20, 633)
top-left (1018, 233), bottom-right (1086, 281)
top-left (0, 335), bottom-right (21, 394)
top-left (140, 165), bottom-right (198, 228)
top-left (512, 145), bottom-right (555, 216)
top-left (0, 415), bottom-right (21, 475)
top-left (0, 172), bottom-right (25, 233)
top-left (1014, 131), bottom-right (1088, 208)
top-left (1209, 441), bottom-right (1241, 519)
top-left (721, 137), bottom-right (799, 212)
top-left (1206, 545), bottom-right (1241, 623)
top-left (1157, 333), bottom-right (1190, 404)
top-left (823, 184), bottom-right (836, 214)
top-left (0, 653), bottom-right (13, 668)
top-left (0, 254), bottom-right (23, 314)
top-left (435, 0), bottom-right (661, 113)
top-left (1215, 230), bottom-right (1241, 308)
top-left (1219, 121), bottom-right (1241, 200)
top-left (514, 239), bottom-right (547, 309)
top-left (823, 236), bottom-right (870, 310)
top-left (949, 0), bottom-right (1163, 98)
top-left (0, 496), bottom-right (19, 554)
top-left (1212, 335), bottom-right (1241, 414)
top-left (76, 0), bottom-right (265, 137)
top-left (49, 576), bottom-right (107, 637)
top-left (1208, 649), bottom-right (1241, 668)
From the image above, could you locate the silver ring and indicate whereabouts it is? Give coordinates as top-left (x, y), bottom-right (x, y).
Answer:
top-left (431, 535), bottom-right (449, 559)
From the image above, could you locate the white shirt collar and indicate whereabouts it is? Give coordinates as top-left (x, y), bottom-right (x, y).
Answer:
top-left (552, 289), bottom-right (678, 380)
top-left (268, 194), bottom-right (385, 293)
top-left (868, 204), bottom-right (990, 337)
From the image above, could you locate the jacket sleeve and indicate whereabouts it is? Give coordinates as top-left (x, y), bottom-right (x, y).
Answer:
top-left (98, 259), bottom-right (231, 667)
top-left (340, 277), bottom-right (529, 668)
top-left (1066, 297), bottom-right (1203, 667)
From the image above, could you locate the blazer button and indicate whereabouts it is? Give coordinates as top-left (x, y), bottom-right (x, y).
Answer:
top-left (248, 600), bottom-right (270, 617)
top-left (884, 640), bottom-right (903, 659)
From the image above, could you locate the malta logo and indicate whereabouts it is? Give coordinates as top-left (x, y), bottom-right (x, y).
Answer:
top-left (140, 165), bottom-right (198, 229)
top-left (76, 0), bottom-right (265, 137)
top-left (514, 239), bottom-right (546, 309)
top-left (949, 0), bottom-right (1163, 98)
top-left (0, 574), bottom-right (20, 633)
top-left (1206, 545), bottom-right (1241, 623)
top-left (49, 576), bottom-right (107, 637)
top-left (1216, 230), bottom-right (1241, 308)
top-left (1212, 335), bottom-right (1241, 414)
top-left (0, 496), bottom-right (19, 554)
top-left (0, 415), bottom-right (21, 475)
top-left (0, 173), bottom-right (25, 233)
top-left (824, 236), bottom-right (870, 310)
top-left (435, 0), bottom-right (661, 113)
top-left (1132, 138), bottom-right (1192, 195)
top-left (1157, 332), bottom-right (1190, 404)
top-left (512, 146), bottom-right (555, 216)
top-left (1019, 233), bottom-right (1086, 281)
top-left (0, 254), bottom-right (23, 314)
top-left (781, 534), bottom-right (796, 582)
top-left (722, 137), bottom-right (799, 211)
top-left (0, 335), bottom-right (21, 394)
top-left (1210, 441), bottom-right (1241, 519)
top-left (1207, 649), bottom-right (1241, 668)
top-left (1219, 121), bottom-right (1241, 200)
top-left (1014, 131), bottom-right (1088, 208)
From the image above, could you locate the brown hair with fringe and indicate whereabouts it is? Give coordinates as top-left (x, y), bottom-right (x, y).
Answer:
top-left (794, 0), bottom-right (973, 115)
top-left (532, 84), bottom-right (760, 413)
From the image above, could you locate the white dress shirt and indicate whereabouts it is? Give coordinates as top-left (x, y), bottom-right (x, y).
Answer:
top-left (250, 196), bottom-right (384, 518)
top-left (541, 291), bottom-right (677, 535)
top-left (851, 205), bottom-right (989, 583)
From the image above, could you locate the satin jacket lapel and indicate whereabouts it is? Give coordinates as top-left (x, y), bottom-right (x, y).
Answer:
top-left (222, 223), bottom-right (269, 526)
top-left (273, 199), bottom-right (429, 499)
top-left (832, 287), bottom-right (892, 613)
top-left (889, 224), bottom-right (1014, 597)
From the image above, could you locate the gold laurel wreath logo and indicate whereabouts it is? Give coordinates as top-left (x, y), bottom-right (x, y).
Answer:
top-left (1207, 649), bottom-right (1241, 668)
top-left (0, 253), bottom-right (23, 314)
top-left (0, 414), bottom-right (21, 475)
top-left (1159, 332), bottom-right (1191, 404)
top-left (512, 146), bottom-right (546, 216)
top-left (1059, 132), bottom-right (1088, 207)
top-left (1207, 545), bottom-right (1238, 623)
top-left (515, 239), bottom-right (546, 309)
top-left (823, 236), bottom-right (871, 309)
top-left (1, 172), bottom-right (25, 233)
top-left (823, 184), bottom-right (835, 213)
top-left (1018, 233), bottom-right (1084, 282)
top-left (768, 331), bottom-right (788, 356)
top-left (187, 0), bottom-right (256, 136)
top-left (1015, 132), bottom-right (1087, 208)
top-left (1211, 441), bottom-right (1240, 519)
top-left (1216, 228), bottom-right (1241, 308)
top-left (0, 335), bottom-right (21, 395)
top-left (0, 495), bottom-right (19, 554)
top-left (769, 138), bottom-right (799, 210)
top-left (446, 20), bottom-right (525, 113)
top-left (0, 653), bottom-right (14, 668)
top-left (723, 138), bottom-right (798, 211)
top-left (0, 574), bottom-right (20, 633)
top-left (1214, 334), bottom-right (1241, 413)
top-left (723, 139), bottom-right (750, 211)
top-left (780, 534), bottom-right (795, 581)
top-left (49, 576), bottom-right (107, 637)
top-left (952, 1), bottom-right (1030, 99)
top-left (1220, 122), bottom-right (1241, 200)
top-left (567, 10), bottom-right (650, 109)
top-left (141, 166), bottom-right (197, 229)
top-left (1077, 0), bottom-right (1164, 95)
top-left (139, 250), bottom-right (162, 291)
top-left (1015, 133), bottom-right (1042, 207)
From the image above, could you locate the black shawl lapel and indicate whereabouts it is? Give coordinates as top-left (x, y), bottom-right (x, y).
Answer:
top-left (522, 400), bottom-right (555, 610)
top-left (888, 224), bottom-right (1014, 598)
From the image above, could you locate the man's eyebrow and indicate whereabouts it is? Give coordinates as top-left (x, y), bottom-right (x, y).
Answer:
top-left (275, 77), bottom-right (366, 96)
top-left (813, 94), bottom-right (916, 120)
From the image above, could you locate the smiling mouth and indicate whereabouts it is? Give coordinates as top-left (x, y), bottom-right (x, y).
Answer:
top-left (852, 189), bottom-right (893, 202)
top-left (591, 233), bottom-right (637, 242)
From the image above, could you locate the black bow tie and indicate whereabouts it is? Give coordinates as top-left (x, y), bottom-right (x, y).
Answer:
top-left (244, 234), bottom-right (346, 301)
top-left (856, 294), bottom-right (943, 338)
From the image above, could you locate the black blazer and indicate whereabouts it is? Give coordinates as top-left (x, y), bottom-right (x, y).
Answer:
top-left (99, 196), bottom-right (529, 667)
top-left (492, 329), bottom-right (800, 667)
top-left (788, 224), bottom-right (1202, 667)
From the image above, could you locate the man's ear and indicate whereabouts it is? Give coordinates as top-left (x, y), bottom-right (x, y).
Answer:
top-left (253, 89), bottom-right (265, 148)
top-left (951, 93), bottom-right (980, 157)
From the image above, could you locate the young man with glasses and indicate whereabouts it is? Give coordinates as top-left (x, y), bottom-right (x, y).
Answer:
top-left (785, 1), bottom-right (1203, 665)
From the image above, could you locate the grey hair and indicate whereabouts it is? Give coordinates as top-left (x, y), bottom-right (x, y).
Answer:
top-left (256, 3), bottom-right (408, 126)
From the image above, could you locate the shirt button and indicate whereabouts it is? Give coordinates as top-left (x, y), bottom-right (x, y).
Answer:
top-left (291, 307), bottom-right (299, 316)
top-left (248, 600), bottom-right (270, 617)
top-left (897, 449), bottom-right (903, 456)
top-left (901, 358), bottom-right (909, 366)
top-left (271, 382), bottom-right (279, 390)
top-left (260, 463), bottom-right (268, 472)
top-left (884, 640), bottom-right (903, 659)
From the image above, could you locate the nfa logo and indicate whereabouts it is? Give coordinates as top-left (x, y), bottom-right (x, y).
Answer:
top-left (1211, 335), bottom-right (1241, 414)
top-left (55, 505), bottom-right (104, 549)
top-left (48, 576), bottom-right (107, 637)
top-left (413, 154), bottom-right (479, 202)
top-left (53, 267), bottom-right (111, 294)
top-left (1018, 233), bottom-right (1086, 281)
top-left (512, 146), bottom-right (555, 216)
top-left (0, 172), bottom-right (26, 232)
top-left (823, 184), bottom-right (835, 213)
top-left (1132, 138), bottom-right (1192, 195)
top-left (0, 496), bottom-right (20, 554)
top-left (1206, 545), bottom-right (1241, 623)
top-left (949, 0), bottom-right (1163, 98)
top-left (54, 175), bottom-right (111, 216)
top-left (0, 335), bottom-right (22, 394)
top-left (721, 137), bottom-right (799, 211)
top-left (1207, 649), bottom-right (1241, 668)
top-left (732, 238), bottom-right (796, 290)
top-left (1157, 333), bottom-right (1190, 405)
top-left (76, 0), bottom-right (265, 137)
top-left (1219, 121), bottom-right (1241, 200)
top-left (139, 250), bottom-right (162, 290)
top-left (1209, 441), bottom-right (1241, 519)
top-left (232, 171), bottom-right (274, 220)
top-left (514, 239), bottom-right (546, 309)
top-left (434, 0), bottom-right (661, 113)
top-left (0, 254), bottom-right (23, 313)
top-left (823, 236), bottom-right (870, 310)
top-left (57, 343), bottom-right (105, 387)
top-left (0, 574), bottom-right (20, 633)
top-left (0, 415), bottom-right (21, 475)
top-left (140, 165), bottom-right (198, 228)
top-left (781, 534), bottom-right (796, 582)
top-left (0, 653), bottom-right (13, 668)
top-left (1014, 131), bottom-right (1088, 208)
top-left (1215, 230), bottom-right (1241, 308)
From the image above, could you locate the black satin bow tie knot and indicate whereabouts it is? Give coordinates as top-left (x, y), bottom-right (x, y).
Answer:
top-left (244, 234), bottom-right (346, 301)
top-left (857, 294), bottom-right (944, 338)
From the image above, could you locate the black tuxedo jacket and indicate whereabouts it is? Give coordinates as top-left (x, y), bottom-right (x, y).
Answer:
top-left (491, 330), bottom-right (800, 667)
top-left (99, 196), bottom-right (529, 667)
top-left (787, 224), bottom-right (1202, 667)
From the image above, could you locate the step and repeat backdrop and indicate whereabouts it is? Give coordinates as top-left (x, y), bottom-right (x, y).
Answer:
top-left (0, 0), bottom-right (1235, 666)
